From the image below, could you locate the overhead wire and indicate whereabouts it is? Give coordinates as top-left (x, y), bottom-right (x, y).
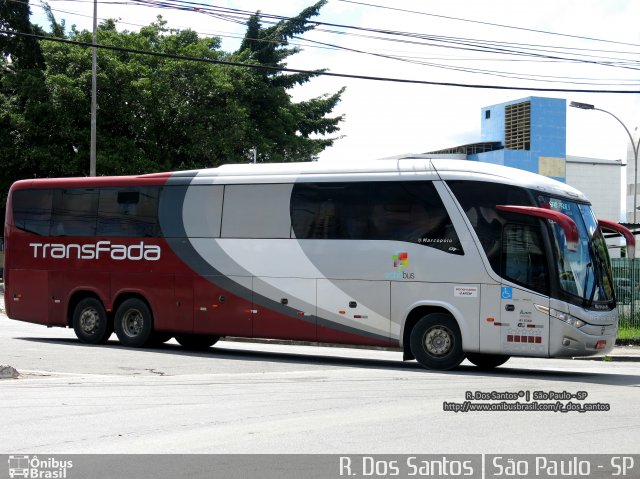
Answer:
top-left (335, 0), bottom-right (640, 48)
top-left (15, 0), bottom-right (640, 87)
top-left (36, 0), bottom-right (640, 65)
top-left (2, 28), bottom-right (640, 93)
top-left (120, 0), bottom-right (640, 75)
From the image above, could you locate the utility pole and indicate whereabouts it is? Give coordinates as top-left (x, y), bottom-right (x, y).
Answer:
top-left (90, 0), bottom-right (97, 176)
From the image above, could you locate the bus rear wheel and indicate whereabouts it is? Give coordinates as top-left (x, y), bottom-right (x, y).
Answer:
top-left (114, 298), bottom-right (153, 347)
top-left (466, 353), bottom-right (510, 369)
top-left (410, 313), bottom-right (464, 370)
top-left (73, 298), bottom-right (112, 344)
top-left (175, 334), bottom-right (219, 350)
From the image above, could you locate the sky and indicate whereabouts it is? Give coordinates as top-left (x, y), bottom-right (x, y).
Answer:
top-left (28, 0), bottom-right (640, 165)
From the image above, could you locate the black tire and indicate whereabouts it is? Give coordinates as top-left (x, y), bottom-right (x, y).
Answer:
top-left (175, 334), bottom-right (219, 350)
top-left (72, 297), bottom-right (112, 344)
top-left (410, 313), bottom-right (465, 370)
top-left (114, 298), bottom-right (153, 347)
top-left (466, 352), bottom-right (510, 369)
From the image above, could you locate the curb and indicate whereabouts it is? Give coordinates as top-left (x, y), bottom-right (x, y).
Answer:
top-left (573, 356), bottom-right (640, 362)
top-left (0, 364), bottom-right (19, 379)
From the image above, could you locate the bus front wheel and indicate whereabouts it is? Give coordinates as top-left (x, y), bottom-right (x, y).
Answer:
top-left (410, 313), bottom-right (465, 370)
top-left (466, 353), bottom-right (510, 369)
top-left (73, 298), bottom-right (112, 344)
top-left (114, 298), bottom-right (153, 347)
top-left (175, 334), bottom-right (219, 350)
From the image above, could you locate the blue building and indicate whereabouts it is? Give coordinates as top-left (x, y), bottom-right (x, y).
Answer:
top-left (428, 96), bottom-right (567, 182)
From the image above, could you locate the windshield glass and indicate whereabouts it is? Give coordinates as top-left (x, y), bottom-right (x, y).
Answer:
top-left (538, 196), bottom-right (614, 306)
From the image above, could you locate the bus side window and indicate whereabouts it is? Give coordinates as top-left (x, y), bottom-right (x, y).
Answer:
top-left (291, 183), bottom-right (365, 240)
top-left (13, 189), bottom-right (53, 236)
top-left (97, 187), bottom-right (161, 237)
top-left (51, 189), bottom-right (99, 237)
top-left (370, 181), bottom-right (463, 254)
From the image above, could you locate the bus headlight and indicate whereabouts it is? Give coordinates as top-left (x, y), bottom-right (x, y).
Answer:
top-left (550, 308), bottom-right (585, 328)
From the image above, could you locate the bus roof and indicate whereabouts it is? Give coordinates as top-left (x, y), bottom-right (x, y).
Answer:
top-left (10, 156), bottom-right (588, 202)
top-left (170, 157), bottom-right (588, 202)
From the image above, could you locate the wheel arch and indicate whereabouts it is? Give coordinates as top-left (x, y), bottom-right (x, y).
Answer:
top-left (112, 290), bottom-right (154, 321)
top-left (67, 289), bottom-right (109, 328)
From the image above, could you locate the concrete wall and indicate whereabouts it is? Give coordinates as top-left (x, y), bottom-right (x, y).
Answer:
top-left (566, 156), bottom-right (624, 258)
top-left (566, 156), bottom-right (622, 222)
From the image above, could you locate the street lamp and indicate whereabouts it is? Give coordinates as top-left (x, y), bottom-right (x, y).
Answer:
top-left (570, 101), bottom-right (640, 223)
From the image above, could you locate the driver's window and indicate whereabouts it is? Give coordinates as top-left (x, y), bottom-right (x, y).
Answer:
top-left (502, 223), bottom-right (549, 295)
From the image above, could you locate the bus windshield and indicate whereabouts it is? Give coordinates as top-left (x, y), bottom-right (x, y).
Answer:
top-left (539, 196), bottom-right (614, 307)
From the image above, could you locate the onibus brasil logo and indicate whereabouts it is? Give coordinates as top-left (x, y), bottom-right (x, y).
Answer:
top-left (8, 455), bottom-right (73, 478)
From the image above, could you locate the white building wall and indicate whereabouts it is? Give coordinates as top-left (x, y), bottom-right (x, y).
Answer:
top-left (566, 156), bottom-right (623, 222)
top-left (566, 156), bottom-right (624, 258)
top-left (625, 127), bottom-right (640, 224)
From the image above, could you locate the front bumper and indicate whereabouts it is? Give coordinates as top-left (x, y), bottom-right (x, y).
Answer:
top-left (548, 317), bottom-right (617, 357)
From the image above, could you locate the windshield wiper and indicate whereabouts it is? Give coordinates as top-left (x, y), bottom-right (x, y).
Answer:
top-left (585, 236), bottom-right (607, 307)
top-left (583, 261), bottom-right (597, 308)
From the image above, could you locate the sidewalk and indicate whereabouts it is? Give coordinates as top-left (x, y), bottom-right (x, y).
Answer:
top-left (581, 345), bottom-right (640, 362)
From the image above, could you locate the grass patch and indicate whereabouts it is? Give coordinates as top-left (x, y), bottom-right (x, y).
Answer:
top-left (616, 320), bottom-right (640, 345)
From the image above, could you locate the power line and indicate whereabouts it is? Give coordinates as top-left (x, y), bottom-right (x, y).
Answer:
top-left (3, 29), bottom-right (640, 93)
top-left (20, 0), bottom-right (640, 88)
top-left (120, 0), bottom-right (640, 73)
top-left (336, 0), bottom-right (640, 49)
top-left (23, 1), bottom-right (640, 85)
top-left (300, 37), bottom-right (640, 86)
top-left (28, 0), bottom-right (640, 72)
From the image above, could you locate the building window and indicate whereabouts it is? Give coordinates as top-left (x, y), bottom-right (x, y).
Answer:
top-left (485, 110), bottom-right (491, 119)
top-left (504, 101), bottom-right (531, 150)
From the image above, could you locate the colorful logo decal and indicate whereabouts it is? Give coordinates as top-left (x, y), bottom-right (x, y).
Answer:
top-left (386, 252), bottom-right (414, 280)
top-left (392, 251), bottom-right (408, 270)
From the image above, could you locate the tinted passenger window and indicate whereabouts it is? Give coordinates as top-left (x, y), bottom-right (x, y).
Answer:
top-left (290, 183), bottom-right (368, 239)
top-left (97, 187), bottom-right (161, 237)
top-left (13, 189), bottom-right (53, 236)
top-left (370, 182), bottom-right (462, 254)
top-left (291, 181), bottom-right (462, 254)
top-left (51, 189), bottom-right (99, 236)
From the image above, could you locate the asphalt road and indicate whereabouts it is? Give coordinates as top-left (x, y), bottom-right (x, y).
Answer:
top-left (1, 292), bottom-right (639, 455)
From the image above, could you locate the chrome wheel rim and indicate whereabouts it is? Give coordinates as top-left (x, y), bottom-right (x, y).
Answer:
top-left (424, 326), bottom-right (453, 356)
top-left (122, 309), bottom-right (144, 337)
top-left (79, 308), bottom-right (100, 335)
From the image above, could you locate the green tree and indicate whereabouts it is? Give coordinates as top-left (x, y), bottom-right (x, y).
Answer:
top-left (0, 0), bottom-right (45, 69)
top-left (0, 0), bottom-right (50, 225)
top-left (0, 2), bottom-right (345, 221)
top-left (235, 0), bottom-right (344, 162)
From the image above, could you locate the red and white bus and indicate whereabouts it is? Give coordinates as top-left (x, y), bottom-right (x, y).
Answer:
top-left (3, 158), bottom-right (633, 370)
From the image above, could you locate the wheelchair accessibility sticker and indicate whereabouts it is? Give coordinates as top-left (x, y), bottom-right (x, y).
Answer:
top-left (501, 287), bottom-right (513, 300)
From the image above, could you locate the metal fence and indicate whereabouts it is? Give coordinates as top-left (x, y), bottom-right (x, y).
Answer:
top-left (611, 258), bottom-right (640, 329)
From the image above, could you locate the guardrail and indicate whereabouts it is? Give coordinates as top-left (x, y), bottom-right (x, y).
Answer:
top-left (611, 258), bottom-right (640, 329)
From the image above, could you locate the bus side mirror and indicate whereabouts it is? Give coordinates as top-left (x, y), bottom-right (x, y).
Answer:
top-left (598, 219), bottom-right (635, 260)
top-left (496, 205), bottom-right (579, 252)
